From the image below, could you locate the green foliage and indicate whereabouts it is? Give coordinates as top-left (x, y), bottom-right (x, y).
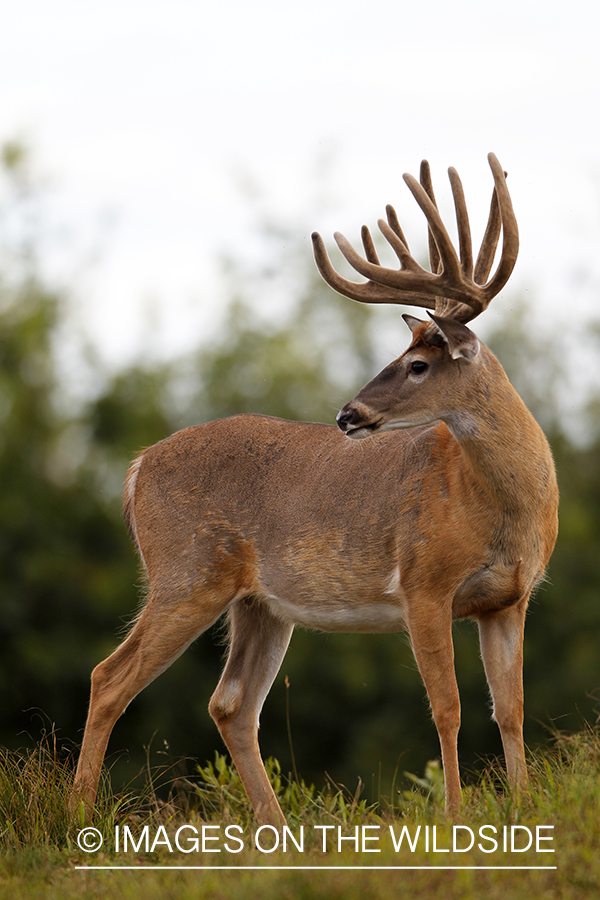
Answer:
top-left (402, 759), bottom-right (446, 808)
top-left (0, 739), bottom-right (72, 850)
top-left (189, 752), bottom-right (373, 827)
top-left (179, 227), bottom-right (380, 427)
top-left (190, 752), bottom-right (254, 822)
top-left (0, 730), bottom-right (133, 852)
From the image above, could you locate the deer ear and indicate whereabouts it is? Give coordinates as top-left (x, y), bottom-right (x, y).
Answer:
top-left (428, 314), bottom-right (480, 361)
top-left (402, 313), bottom-right (426, 334)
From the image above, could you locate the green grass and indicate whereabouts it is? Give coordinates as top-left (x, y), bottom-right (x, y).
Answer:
top-left (1, 728), bottom-right (600, 898)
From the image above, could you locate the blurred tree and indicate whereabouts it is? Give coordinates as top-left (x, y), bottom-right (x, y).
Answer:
top-left (177, 215), bottom-right (380, 426)
top-left (0, 145), bottom-right (176, 765)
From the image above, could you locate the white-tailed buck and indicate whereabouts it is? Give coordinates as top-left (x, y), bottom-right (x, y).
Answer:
top-left (73, 153), bottom-right (558, 825)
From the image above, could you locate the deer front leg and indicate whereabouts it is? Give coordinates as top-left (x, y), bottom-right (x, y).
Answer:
top-left (407, 603), bottom-right (461, 814)
top-left (477, 597), bottom-right (529, 792)
top-left (209, 597), bottom-right (294, 828)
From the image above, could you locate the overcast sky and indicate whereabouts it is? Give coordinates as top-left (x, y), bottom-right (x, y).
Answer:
top-left (1, 0), bottom-right (599, 365)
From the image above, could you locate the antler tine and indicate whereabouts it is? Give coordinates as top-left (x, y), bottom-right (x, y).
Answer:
top-left (419, 161), bottom-right (441, 276)
top-left (402, 172), bottom-right (463, 285)
top-left (376, 218), bottom-right (421, 273)
top-left (448, 167), bottom-right (474, 281)
top-left (311, 154), bottom-right (519, 321)
top-left (409, 166), bottom-right (474, 322)
top-left (479, 152), bottom-right (519, 299)
top-left (311, 231), bottom-right (377, 303)
top-left (385, 204), bottom-right (410, 250)
top-left (474, 183), bottom-right (501, 285)
top-left (361, 225), bottom-right (380, 265)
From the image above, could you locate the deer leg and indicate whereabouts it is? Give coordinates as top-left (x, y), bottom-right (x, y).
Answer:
top-left (407, 605), bottom-right (461, 814)
top-left (209, 596), bottom-right (294, 827)
top-left (73, 588), bottom-right (230, 814)
top-left (477, 597), bottom-right (529, 791)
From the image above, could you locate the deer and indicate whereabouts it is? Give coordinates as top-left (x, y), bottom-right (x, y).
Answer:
top-left (72, 153), bottom-right (558, 827)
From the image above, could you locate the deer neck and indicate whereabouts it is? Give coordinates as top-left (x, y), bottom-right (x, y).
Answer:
top-left (442, 348), bottom-right (555, 517)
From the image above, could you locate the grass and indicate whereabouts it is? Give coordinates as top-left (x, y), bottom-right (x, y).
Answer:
top-left (1, 728), bottom-right (600, 898)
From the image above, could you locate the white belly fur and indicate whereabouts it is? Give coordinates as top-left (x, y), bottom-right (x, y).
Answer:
top-left (260, 593), bottom-right (408, 633)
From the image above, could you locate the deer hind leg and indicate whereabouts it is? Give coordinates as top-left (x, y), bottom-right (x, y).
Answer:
top-left (477, 596), bottom-right (529, 792)
top-left (209, 596), bottom-right (294, 827)
top-left (407, 602), bottom-right (462, 814)
top-left (73, 585), bottom-right (231, 814)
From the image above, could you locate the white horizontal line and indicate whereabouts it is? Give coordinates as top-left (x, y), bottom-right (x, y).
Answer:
top-left (75, 865), bottom-right (558, 871)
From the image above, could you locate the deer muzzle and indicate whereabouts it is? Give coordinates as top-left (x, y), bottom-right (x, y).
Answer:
top-left (336, 403), bottom-right (382, 439)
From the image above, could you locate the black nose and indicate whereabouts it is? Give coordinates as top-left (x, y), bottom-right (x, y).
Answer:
top-left (336, 407), bottom-right (355, 432)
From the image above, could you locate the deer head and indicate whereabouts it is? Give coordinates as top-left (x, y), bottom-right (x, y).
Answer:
top-left (311, 153), bottom-right (519, 439)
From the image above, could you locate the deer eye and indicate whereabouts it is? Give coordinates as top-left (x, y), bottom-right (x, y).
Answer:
top-left (409, 361), bottom-right (428, 375)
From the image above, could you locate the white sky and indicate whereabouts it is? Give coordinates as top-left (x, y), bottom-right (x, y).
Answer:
top-left (1, 0), bottom-right (599, 366)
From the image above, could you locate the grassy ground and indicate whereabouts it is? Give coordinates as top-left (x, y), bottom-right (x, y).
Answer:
top-left (1, 729), bottom-right (599, 899)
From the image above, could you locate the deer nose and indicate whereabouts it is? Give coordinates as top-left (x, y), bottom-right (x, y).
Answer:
top-left (336, 407), bottom-right (357, 432)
